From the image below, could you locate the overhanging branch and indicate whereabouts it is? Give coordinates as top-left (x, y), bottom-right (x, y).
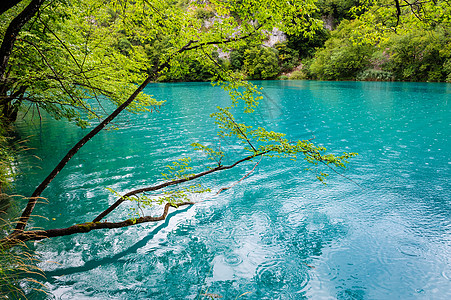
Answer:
top-left (92, 151), bottom-right (267, 222)
top-left (12, 29), bottom-right (272, 234)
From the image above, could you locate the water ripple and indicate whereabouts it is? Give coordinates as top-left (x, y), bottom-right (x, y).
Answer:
top-left (13, 81), bottom-right (451, 299)
top-left (397, 241), bottom-right (426, 257)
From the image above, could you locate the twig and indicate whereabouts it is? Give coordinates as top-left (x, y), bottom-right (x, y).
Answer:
top-left (92, 151), bottom-right (268, 222)
top-left (215, 156), bottom-right (262, 195)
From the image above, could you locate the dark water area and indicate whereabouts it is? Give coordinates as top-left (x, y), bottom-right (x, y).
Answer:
top-left (13, 80), bottom-right (451, 299)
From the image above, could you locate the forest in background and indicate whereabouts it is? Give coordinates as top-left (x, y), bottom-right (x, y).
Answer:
top-left (140, 0), bottom-right (451, 82)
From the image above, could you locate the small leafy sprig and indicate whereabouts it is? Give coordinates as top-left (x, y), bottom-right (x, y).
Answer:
top-left (194, 105), bottom-right (358, 183)
top-left (161, 157), bottom-right (195, 181)
top-left (106, 157), bottom-right (211, 218)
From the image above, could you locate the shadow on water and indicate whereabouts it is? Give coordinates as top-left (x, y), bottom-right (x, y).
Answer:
top-left (42, 205), bottom-right (192, 279)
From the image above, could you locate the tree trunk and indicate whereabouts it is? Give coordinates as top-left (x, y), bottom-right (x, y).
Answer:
top-left (0, 0), bottom-right (45, 81)
top-left (0, 0), bottom-right (24, 16)
top-left (1, 101), bottom-right (19, 123)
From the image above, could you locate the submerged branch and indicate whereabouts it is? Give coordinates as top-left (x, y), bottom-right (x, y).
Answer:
top-left (2, 202), bottom-right (194, 245)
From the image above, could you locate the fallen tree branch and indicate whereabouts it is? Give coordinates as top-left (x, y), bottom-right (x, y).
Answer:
top-left (3, 152), bottom-right (266, 247)
top-left (2, 202), bottom-right (194, 245)
top-left (13, 72), bottom-right (156, 232)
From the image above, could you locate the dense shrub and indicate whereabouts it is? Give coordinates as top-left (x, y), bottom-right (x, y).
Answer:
top-left (275, 42), bottom-right (300, 72)
top-left (289, 70), bottom-right (308, 80)
top-left (309, 20), bottom-right (374, 80)
top-left (357, 69), bottom-right (394, 81)
top-left (380, 29), bottom-right (451, 82)
top-left (244, 47), bottom-right (280, 79)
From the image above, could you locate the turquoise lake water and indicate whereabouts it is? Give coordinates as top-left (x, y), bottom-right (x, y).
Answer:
top-left (13, 80), bottom-right (451, 299)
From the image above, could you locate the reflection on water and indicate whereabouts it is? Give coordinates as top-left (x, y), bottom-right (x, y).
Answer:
top-left (13, 81), bottom-right (451, 299)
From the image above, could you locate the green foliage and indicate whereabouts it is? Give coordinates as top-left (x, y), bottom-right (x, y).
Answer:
top-left (214, 80), bottom-right (263, 113)
top-left (278, 75), bottom-right (289, 80)
top-left (195, 104), bottom-right (358, 182)
top-left (161, 157), bottom-right (195, 181)
top-left (158, 51), bottom-right (217, 82)
top-left (353, 0), bottom-right (451, 31)
top-left (289, 70), bottom-right (308, 80)
top-left (244, 47), bottom-right (280, 79)
top-left (309, 19), bottom-right (374, 80)
top-left (275, 42), bottom-right (300, 72)
top-left (114, 0), bottom-right (325, 82)
top-left (380, 29), bottom-right (451, 82)
top-left (356, 69), bottom-right (393, 81)
top-left (229, 42), bottom-right (299, 77)
top-left (1, 0), bottom-right (160, 126)
top-left (306, 0), bottom-right (451, 81)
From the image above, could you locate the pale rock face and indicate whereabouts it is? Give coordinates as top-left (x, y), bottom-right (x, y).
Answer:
top-left (217, 49), bottom-right (230, 59)
top-left (216, 27), bottom-right (286, 59)
top-left (322, 14), bottom-right (335, 30)
top-left (263, 27), bottom-right (287, 47)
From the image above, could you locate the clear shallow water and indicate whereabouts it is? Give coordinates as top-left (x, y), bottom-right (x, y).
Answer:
top-left (12, 80), bottom-right (451, 299)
